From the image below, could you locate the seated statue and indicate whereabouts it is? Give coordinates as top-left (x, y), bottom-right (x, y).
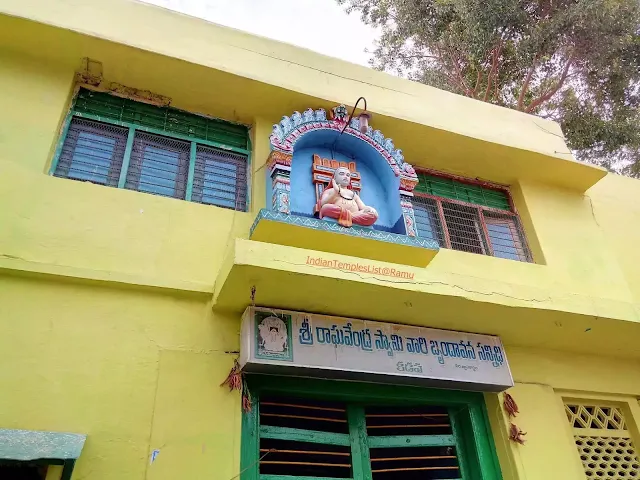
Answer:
top-left (318, 167), bottom-right (378, 228)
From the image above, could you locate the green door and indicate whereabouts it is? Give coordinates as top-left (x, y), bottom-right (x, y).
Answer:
top-left (241, 376), bottom-right (503, 480)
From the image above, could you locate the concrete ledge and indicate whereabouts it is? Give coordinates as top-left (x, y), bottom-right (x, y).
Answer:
top-left (0, 428), bottom-right (86, 461)
top-left (0, 256), bottom-right (213, 295)
top-left (250, 209), bottom-right (439, 267)
top-left (212, 239), bottom-right (640, 359)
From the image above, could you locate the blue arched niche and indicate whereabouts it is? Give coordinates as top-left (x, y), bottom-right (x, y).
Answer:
top-left (285, 129), bottom-right (405, 234)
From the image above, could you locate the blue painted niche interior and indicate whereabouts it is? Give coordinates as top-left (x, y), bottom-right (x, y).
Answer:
top-left (277, 129), bottom-right (405, 234)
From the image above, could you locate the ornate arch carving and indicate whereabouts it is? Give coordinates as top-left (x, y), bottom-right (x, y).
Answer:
top-left (269, 105), bottom-right (417, 184)
top-left (266, 105), bottom-right (420, 237)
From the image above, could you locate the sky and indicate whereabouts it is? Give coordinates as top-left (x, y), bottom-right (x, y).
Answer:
top-left (141, 0), bottom-right (379, 66)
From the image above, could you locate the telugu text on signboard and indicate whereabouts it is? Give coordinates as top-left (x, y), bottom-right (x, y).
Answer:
top-left (240, 307), bottom-right (513, 392)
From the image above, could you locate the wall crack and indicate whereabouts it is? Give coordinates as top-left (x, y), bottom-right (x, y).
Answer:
top-left (272, 259), bottom-right (550, 303)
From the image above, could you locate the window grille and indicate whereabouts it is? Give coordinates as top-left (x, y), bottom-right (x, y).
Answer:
top-left (565, 403), bottom-right (640, 479)
top-left (484, 211), bottom-right (530, 261)
top-left (412, 172), bottom-right (532, 262)
top-left (53, 118), bottom-right (128, 187)
top-left (441, 201), bottom-right (490, 255)
top-left (257, 396), bottom-right (463, 479)
top-left (412, 196), bottom-right (446, 245)
top-left (51, 89), bottom-right (250, 211)
top-left (193, 145), bottom-right (248, 211)
top-left (125, 132), bottom-right (190, 199)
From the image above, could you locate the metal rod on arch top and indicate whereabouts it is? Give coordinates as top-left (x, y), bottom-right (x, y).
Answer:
top-left (331, 97), bottom-right (369, 153)
top-left (340, 97), bottom-right (368, 134)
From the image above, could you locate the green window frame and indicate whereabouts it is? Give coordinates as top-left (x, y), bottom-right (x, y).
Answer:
top-left (412, 170), bottom-right (532, 262)
top-left (414, 173), bottom-right (512, 211)
top-left (241, 376), bottom-right (503, 480)
top-left (49, 88), bottom-right (251, 211)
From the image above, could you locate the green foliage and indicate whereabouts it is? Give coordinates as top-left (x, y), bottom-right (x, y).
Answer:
top-left (338, 0), bottom-right (640, 176)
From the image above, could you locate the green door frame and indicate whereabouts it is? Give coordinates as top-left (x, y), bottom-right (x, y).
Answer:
top-left (241, 375), bottom-right (503, 480)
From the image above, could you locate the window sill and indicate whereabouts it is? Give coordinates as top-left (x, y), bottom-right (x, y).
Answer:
top-left (249, 209), bottom-right (439, 268)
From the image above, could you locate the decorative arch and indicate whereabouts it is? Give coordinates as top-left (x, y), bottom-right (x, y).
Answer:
top-left (270, 105), bottom-right (416, 178)
top-left (266, 105), bottom-right (420, 237)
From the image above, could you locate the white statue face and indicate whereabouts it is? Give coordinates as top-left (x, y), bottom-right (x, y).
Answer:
top-left (334, 168), bottom-right (351, 187)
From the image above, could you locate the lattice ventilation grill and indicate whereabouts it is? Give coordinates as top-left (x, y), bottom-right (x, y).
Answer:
top-left (566, 403), bottom-right (640, 479)
top-left (575, 436), bottom-right (639, 479)
top-left (566, 404), bottom-right (627, 430)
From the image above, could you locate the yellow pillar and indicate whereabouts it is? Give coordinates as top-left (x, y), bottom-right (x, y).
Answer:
top-left (486, 384), bottom-right (586, 479)
top-left (251, 117), bottom-right (273, 214)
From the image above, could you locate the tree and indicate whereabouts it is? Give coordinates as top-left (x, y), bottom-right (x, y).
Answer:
top-left (338, 0), bottom-right (640, 176)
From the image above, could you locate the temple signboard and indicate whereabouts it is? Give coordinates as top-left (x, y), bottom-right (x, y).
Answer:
top-left (240, 307), bottom-right (513, 392)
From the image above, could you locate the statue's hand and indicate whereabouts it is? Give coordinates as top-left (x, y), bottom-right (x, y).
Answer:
top-left (331, 179), bottom-right (340, 193)
top-left (362, 206), bottom-right (378, 216)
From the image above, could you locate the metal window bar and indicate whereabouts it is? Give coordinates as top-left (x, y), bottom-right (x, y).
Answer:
top-left (414, 192), bottom-right (532, 262)
top-left (483, 211), bottom-right (531, 262)
top-left (192, 145), bottom-right (248, 211)
top-left (52, 115), bottom-right (250, 212)
top-left (53, 118), bottom-right (128, 187)
top-left (124, 132), bottom-right (191, 200)
top-left (365, 405), bottom-right (461, 480)
top-left (257, 397), bottom-right (464, 480)
top-left (411, 196), bottom-right (446, 247)
top-left (259, 396), bottom-right (353, 479)
top-left (441, 201), bottom-right (490, 255)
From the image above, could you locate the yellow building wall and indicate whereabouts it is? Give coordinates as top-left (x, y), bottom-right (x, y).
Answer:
top-left (1, 49), bottom-right (639, 327)
top-left (0, 276), bottom-right (242, 480)
top-left (1, 274), bottom-right (639, 479)
top-left (0, 50), bottom-right (74, 172)
top-left (486, 384), bottom-right (587, 479)
top-left (1, 6), bottom-right (640, 480)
